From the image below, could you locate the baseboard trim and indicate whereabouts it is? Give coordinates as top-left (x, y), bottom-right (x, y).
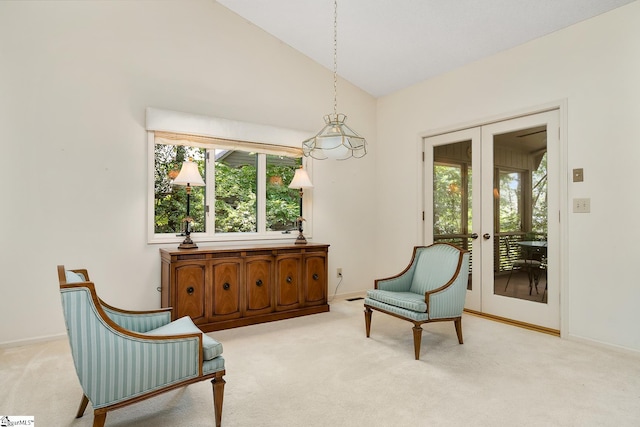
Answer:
top-left (464, 309), bottom-right (560, 337)
top-left (0, 333), bottom-right (67, 349)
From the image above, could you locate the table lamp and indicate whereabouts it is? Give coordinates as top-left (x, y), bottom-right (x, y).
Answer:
top-left (172, 159), bottom-right (205, 249)
top-left (288, 167), bottom-right (313, 244)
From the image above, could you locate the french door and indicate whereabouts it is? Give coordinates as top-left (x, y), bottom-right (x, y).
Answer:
top-left (424, 110), bottom-right (560, 331)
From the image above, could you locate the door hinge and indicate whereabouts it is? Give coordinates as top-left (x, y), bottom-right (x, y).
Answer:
top-left (206, 152), bottom-right (210, 161)
top-left (206, 205), bottom-right (210, 214)
top-left (422, 211), bottom-right (425, 221)
top-left (422, 151), bottom-right (425, 162)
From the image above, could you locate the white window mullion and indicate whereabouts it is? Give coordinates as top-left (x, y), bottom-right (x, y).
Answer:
top-left (256, 154), bottom-right (267, 234)
top-left (205, 150), bottom-right (215, 237)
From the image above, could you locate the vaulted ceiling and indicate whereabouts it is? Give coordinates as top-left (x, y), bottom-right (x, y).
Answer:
top-left (217, 0), bottom-right (635, 97)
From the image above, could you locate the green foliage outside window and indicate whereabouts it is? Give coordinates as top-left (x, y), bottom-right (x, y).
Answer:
top-left (154, 144), bottom-right (206, 234)
top-left (154, 144), bottom-right (301, 236)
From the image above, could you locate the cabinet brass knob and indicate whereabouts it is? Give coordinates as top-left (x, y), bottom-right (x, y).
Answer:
top-left (286, 276), bottom-right (292, 283)
top-left (256, 279), bottom-right (263, 287)
top-left (223, 283), bottom-right (231, 290)
top-left (312, 273), bottom-right (319, 280)
top-left (186, 286), bottom-right (194, 295)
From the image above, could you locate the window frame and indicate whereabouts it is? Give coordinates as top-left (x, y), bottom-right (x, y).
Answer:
top-left (146, 109), bottom-right (313, 245)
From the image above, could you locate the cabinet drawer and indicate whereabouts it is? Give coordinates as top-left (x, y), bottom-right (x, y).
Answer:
top-left (304, 255), bottom-right (327, 305)
top-left (174, 263), bottom-right (207, 324)
top-left (245, 257), bottom-right (274, 316)
top-left (275, 255), bottom-right (301, 310)
top-left (210, 260), bottom-right (241, 320)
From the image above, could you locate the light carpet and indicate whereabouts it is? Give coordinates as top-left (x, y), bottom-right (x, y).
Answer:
top-left (2, 298), bottom-right (640, 426)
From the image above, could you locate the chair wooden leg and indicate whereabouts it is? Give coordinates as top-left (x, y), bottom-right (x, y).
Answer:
top-left (504, 268), bottom-right (515, 291)
top-left (212, 371), bottom-right (226, 427)
top-left (412, 325), bottom-right (423, 360)
top-left (92, 411), bottom-right (106, 427)
top-left (364, 307), bottom-right (372, 337)
top-left (454, 317), bottom-right (464, 344)
top-left (76, 394), bottom-right (89, 418)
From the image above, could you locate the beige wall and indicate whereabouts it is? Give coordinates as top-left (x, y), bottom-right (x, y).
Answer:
top-left (3, 0), bottom-right (640, 353)
top-left (0, 0), bottom-right (377, 345)
top-left (376, 1), bottom-right (640, 350)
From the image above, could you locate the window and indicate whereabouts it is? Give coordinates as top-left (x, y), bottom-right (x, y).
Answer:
top-left (149, 130), bottom-right (310, 244)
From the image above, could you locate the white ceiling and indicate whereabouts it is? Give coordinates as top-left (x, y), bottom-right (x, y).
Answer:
top-left (216, 0), bottom-right (635, 97)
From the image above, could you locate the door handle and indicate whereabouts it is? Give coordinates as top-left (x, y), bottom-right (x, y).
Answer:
top-left (471, 233), bottom-right (478, 239)
top-left (483, 233), bottom-right (491, 240)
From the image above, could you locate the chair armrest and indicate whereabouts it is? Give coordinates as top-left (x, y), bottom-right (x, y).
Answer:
top-left (83, 331), bottom-right (204, 408)
top-left (374, 246), bottom-right (424, 292)
top-left (60, 285), bottom-right (205, 409)
top-left (375, 274), bottom-right (412, 292)
top-left (425, 252), bottom-right (469, 319)
top-left (100, 300), bottom-right (173, 332)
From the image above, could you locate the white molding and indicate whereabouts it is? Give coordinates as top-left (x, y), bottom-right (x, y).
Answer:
top-left (146, 108), bottom-right (316, 245)
top-left (146, 107), bottom-right (313, 147)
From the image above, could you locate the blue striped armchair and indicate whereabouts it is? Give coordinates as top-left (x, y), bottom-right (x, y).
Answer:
top-left (364, 243), bottom-right (470, 360)
top-left (58, 266), bottom-right (226, 427)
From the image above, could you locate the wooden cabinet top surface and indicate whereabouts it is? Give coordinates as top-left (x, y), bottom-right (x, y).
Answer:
top-left (160, 242), bottom-right (329, 260)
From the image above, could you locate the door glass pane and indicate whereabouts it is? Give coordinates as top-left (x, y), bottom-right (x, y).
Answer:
top-left (493, 126), bottom-right (548, 303)
top-left (433, 140), bottom-right (473, 289)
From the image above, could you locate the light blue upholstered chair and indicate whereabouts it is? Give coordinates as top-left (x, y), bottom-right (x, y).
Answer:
top-left (364, 243), bottom-right (470, 360)
top-left (58, 266), bottom-right (226, 427)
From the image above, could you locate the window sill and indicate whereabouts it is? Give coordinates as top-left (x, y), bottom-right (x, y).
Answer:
top-left (148, 231), bottom-right (312, 246)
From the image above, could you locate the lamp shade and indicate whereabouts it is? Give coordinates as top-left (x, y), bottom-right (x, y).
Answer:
top-left (173, 160), bottom-right (204, 186)
top-left (288, 168), bottom-right (313, 189)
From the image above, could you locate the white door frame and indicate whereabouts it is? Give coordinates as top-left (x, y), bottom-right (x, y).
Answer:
top-left (420, 101), bottom-right (568, 335)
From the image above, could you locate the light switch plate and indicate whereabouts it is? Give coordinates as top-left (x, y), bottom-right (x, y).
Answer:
top-left (573, 198), bottom-right (590, 213)
top-left (573, 168), bottom-right (584, 182)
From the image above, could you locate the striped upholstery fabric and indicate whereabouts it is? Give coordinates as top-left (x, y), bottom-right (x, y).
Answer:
top-left (409, 245), bottom-right (462, 294)
top-left (60, 286), bottom-right (219, 409)
top-left (367, 245), bottom-right (469, 320)
top-left (365, 290), bottom-right (427, 312)
top-left (427, 252), bottom-right (469, 319)
top-left (364, 297), bottom-right (429, 321)
top-left (101, 305), bottom-right (171, 333)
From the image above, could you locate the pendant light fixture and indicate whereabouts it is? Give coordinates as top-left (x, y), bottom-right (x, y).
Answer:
top-left (302, 0), bottom-right (367, 160)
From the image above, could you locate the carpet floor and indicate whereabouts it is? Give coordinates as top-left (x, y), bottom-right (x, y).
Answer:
top-left (2, 298), bottom-right (640, 426)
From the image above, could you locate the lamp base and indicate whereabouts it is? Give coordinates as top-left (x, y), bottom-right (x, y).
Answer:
top-left (178, 235), bottom-right (198, 249)
top-left (294, 232), bottom-right (308, 245)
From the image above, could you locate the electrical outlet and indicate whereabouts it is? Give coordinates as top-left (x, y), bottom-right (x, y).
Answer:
top-left (573, 198), bottom-right (591, 213)
top-left (337, 268), bottom-right (343, 278)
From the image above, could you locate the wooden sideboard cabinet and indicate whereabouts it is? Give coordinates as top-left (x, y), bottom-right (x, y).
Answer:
top-left (160, 243), bottom-right (330, 332)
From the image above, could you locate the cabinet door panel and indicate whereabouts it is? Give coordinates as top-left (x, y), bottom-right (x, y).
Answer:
top-left (175, 263), bottom-right (206, 323)
top-left (304, 255), bottom-right (327, 305)
top-left (211, 261), bottom-right (241, 318)
top-left (276, 256), bottom-right (301, 310)
top-left (245, 258), bottom-right (274, 315)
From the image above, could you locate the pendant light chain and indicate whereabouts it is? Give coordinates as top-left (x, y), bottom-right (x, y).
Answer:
top-left (333, 0), bottom-right (338, 117)
top-left (301, 0), bottom-right (367, 160)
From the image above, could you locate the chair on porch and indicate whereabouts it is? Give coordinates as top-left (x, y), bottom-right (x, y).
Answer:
top-left (364, 243), bottom-right (470, 360)
top-left (503, 237), bottom-right (543, 295)
top-left (58, 266), bottom-right (226, 427)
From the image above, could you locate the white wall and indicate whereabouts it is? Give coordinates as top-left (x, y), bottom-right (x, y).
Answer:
top-left (0, 0), bottom-right (377, 345)
top-left (376, 2), bottom-right (640, 351)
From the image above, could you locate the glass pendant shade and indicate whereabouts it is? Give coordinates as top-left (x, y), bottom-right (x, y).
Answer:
top-left (173, 160), bottom-right (204, 187)
top-left (302, 113), bottom-right (367, 160)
